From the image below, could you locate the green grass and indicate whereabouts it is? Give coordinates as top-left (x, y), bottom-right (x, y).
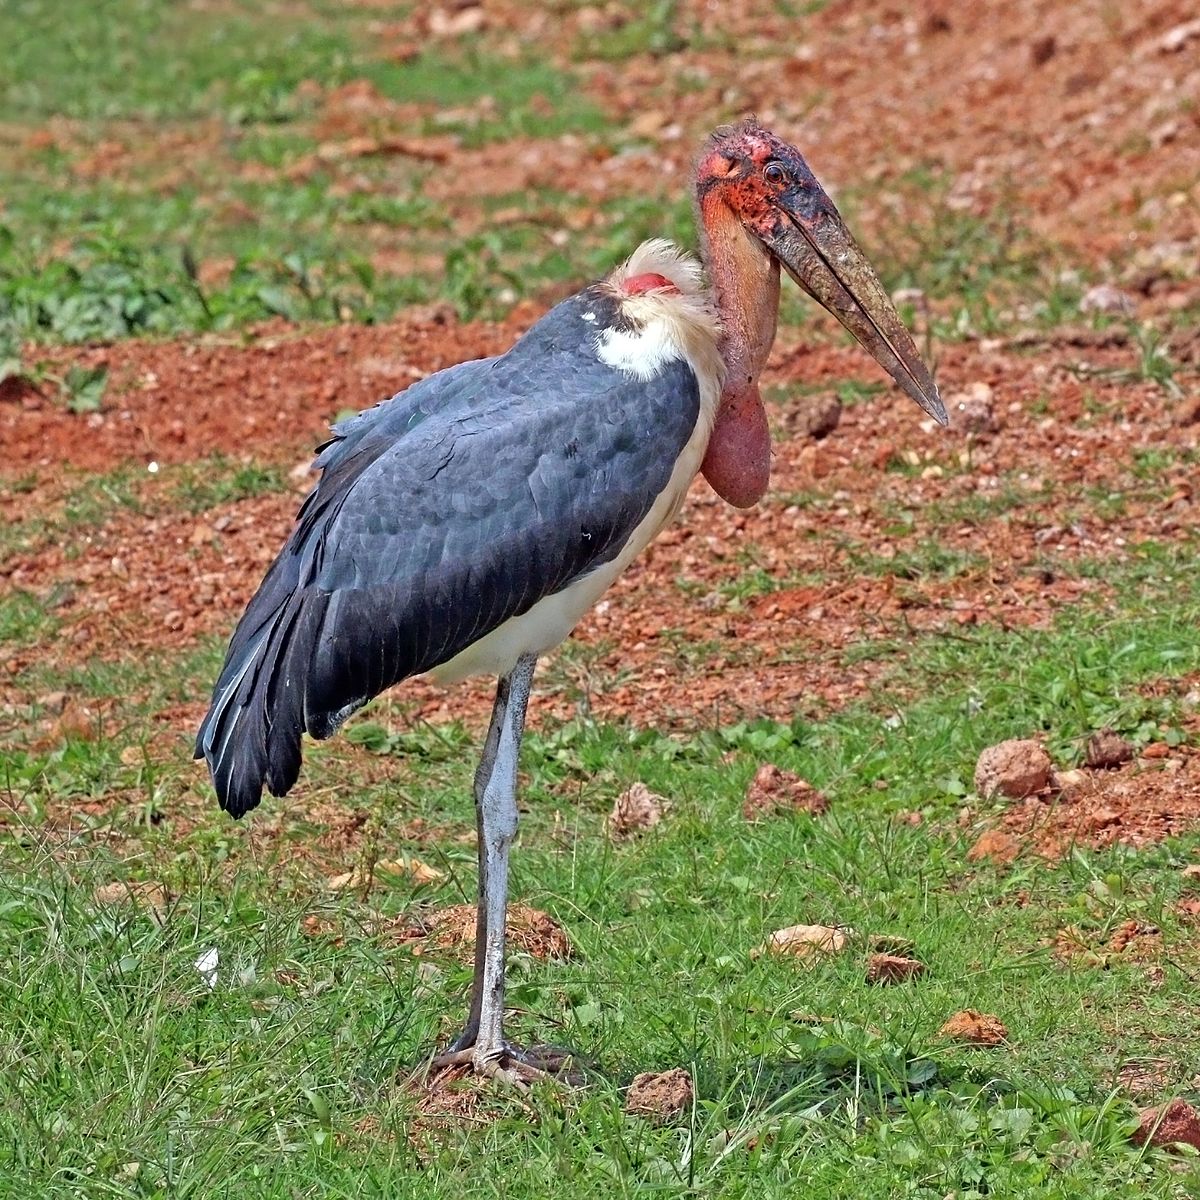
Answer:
top-left (3, 542), bottom-right (1200, 1195)
top-left (0, 1), bottom-right (604, 133)
top-left (0, 456), bottom-right (293, 568)
top-left (0, 0), bottom-right (611, 350)
top-left (3, 2), bottom-right (1200, 1194)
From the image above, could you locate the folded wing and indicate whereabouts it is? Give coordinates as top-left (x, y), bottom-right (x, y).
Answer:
top-left (196, 290), bottom-right (701, 817)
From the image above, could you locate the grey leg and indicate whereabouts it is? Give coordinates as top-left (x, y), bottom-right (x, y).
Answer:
top-left (431, 654), bottom-right (547, 1085)
top-left (443, 673), bottom-right (511, 1054)
top-left (471, 653), bottom-right (536, 1070)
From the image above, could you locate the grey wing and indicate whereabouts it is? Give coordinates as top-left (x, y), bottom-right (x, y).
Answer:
top-left (196, 302), bottom-right (701, 817)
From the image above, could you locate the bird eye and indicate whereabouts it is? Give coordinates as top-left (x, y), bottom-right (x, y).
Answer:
top-left (763, 161), bottom-right (789, 185)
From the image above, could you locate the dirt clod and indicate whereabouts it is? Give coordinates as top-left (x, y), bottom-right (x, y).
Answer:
top-left (625, 1068), bottom-right (693, 1122)
top-left (1086, 729), bottom-right (1134, 769)
top-left (966, 828), bottom-right (1022, 864)
top-left (403, 903), bottom-right (572, 962)
top-left (1131, 1098), bottom-right (1200, 1152)
top-left (974, 739), bottom-right (1053, 800)
top-left (939, 1010), bottom-right (1008, 1045)
top-left (949, 381), bottom-right (999, 434)
top-left (866, 953), bottom-right (926, 984)
top-left (789, 394), bottom-right (842, 439)
top-left (608, 782), bottom-right (666, 839)
top-left (1030, 34), bottom-right (1057, 65)
top-left (753, 923), bottom-right (851, 961)
top-left (743, 764), bottom-right (829, 821)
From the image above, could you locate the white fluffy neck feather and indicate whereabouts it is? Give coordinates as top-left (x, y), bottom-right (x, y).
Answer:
top-left (594, 239), bottom-right (725, 418)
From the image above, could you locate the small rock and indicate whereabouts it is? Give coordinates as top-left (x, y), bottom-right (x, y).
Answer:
top-left (36, 690), bottom-right (68, 715)
top-left (427, 5), bottom-right (487, 37)
top-left (609, 782), bottom-right (666, 839)
top-left (949, 381), bottom-right (999, 434)
top-left (327, 856), bottom-right (443, 892)
top-left (974, 739), bottom-right (1052, 799)
top-left (1174, 396), bottom-right (1200, 427)
top-left (1030, 34), bottom-right (1056, 65)
top-left (1052, 767), bottom-right (1089, 796)
top-left (866, 953), bottom-right (925, 984)
top-left (1142, 742), bottom-right (1170, 760)
top-left (628, 109), bottom-right (668, 139)
top-left (1079, 284), bottom-right (1136, 317)
top-left (1131, 1098), bottom-right (1200, 1151)
top-left (1159, 18), bottom-right (1200, 54)
top-left (743, 764), bottom-right (829, 821)
top-left (1085, 729), bottom-right (1134, 769)
top-left (939, 1009), bottom-right (1008, 1045)
top-left (752, 923), bottom-right (851, 961)
top-left (625, 1068), bottom-right (693, 1122)
top-left (966, 828), bottom-right (1021, 864)
top-left (789, 394), bottom-right (842, 439)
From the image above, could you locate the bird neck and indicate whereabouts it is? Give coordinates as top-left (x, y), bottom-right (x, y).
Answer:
top-left (699, 195), bottom-right (781, 404)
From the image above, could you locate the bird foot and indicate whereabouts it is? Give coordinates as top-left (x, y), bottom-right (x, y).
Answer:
top-left (429, 1042), bottom-right (585, 1091)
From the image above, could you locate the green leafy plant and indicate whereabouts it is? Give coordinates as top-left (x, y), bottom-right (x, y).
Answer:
top-left (57, 363), bottom-right (108, 413)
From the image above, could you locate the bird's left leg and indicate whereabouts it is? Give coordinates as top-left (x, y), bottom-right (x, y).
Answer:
top-left (438, 670), bottom-right (511, 1056)
top-left (429, 654), bottom-right (565, 1087)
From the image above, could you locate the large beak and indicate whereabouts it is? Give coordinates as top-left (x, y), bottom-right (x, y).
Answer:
top-left (763, 174), bottom-right (947, 426)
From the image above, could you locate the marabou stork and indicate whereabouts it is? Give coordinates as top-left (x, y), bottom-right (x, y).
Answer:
top-left (197, 120), bottom-right (946, 1086)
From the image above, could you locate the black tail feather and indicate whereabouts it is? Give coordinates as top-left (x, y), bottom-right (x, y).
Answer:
top-left (196, 596), bottom-right (298, 819)
top-left (197, 583), bottom-right (373, 818)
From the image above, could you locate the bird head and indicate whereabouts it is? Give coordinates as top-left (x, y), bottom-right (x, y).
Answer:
top-left (695, 120), bottom-right (946, 428)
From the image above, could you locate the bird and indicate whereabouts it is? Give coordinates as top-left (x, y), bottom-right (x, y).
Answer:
top-left (196, 119), bottom-right (946, 1087)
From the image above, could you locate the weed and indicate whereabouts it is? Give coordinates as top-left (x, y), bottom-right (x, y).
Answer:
top-left (169, 458), bottom-right (290, 514)
top-left (581, 0), bottom-right (687, 61)
top-left (444, 234), bottom-right (524, 320)
top-left (1130, 323), bottom-right (1181, 396)
top-left (57, 363), bottom-right (108, 413)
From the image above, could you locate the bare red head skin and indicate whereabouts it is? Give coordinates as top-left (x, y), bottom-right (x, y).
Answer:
top-left (623, 272), bottom-right (679, 296)
top-left (694, 120), bottom-right (946, 508)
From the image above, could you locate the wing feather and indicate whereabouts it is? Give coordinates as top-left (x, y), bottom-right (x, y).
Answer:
top-left (196, 289), bottom-right (702, 816)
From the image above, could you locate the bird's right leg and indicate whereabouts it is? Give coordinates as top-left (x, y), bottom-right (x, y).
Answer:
top-left (440, 672), bottom-right (510, 1055)
top-left (429, 655), bottom-right (577, 1089)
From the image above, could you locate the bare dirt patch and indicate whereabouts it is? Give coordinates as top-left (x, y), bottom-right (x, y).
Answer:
top-left (399, 903), bottom-right (572, 963)
top-left (993, 741), bottom-right (1200, 857)
top-left (4, 327), bottom-right (1195, 742)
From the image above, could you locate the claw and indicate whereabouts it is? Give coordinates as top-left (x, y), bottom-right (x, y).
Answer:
top-left (427, 1041), bottom-right (586, 1092)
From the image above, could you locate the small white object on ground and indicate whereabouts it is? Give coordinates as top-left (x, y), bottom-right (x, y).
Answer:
top-left (194, 947), bottom-right (219, 989)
